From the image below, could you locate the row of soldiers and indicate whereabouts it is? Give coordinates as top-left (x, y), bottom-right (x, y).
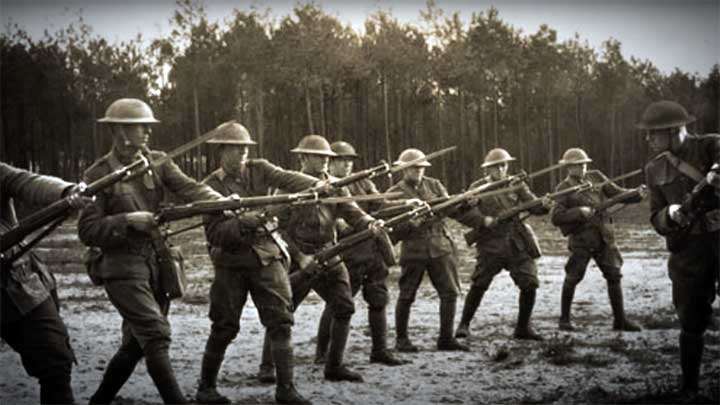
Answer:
top-left (1, 98), bottom-right (718, 404)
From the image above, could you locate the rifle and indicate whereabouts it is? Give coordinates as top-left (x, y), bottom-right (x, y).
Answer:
top-left (154, 192), bottom-right (403, 225)
top-left (463, 182), bottom-right (586, 246)
top-left (0, 126), bottom-right (223, 261)
top-left (673, 162), bottom-right (719, 231)
top-left (288, 183), bottom-right (522, 298)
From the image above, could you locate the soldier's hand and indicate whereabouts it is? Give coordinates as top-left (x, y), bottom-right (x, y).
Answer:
top-left (404, 198), bottom-right (425, 207)
top-left (313, 179), bottom-right (333, 194)
top-left (409, 217), bottom-right (425, 228)
top-left (637, 184), bottom-right (649, 199)
top-left (707, 163), bottom-right (720, 190)
top-left (578, 206), bottom-right (595, 218)
top-left (668, 204), bottom-right (689, 227)
top-left (237, 211), bottom-right (265, 229)
top-left (368, 219), bottom-right (385, 235)
top-left (541, 196), bottom-right (554, 210)
top-left (66, 183), bottom-right (94, 209)
top-left (126, 211), bottom-right (158, 233)
top-left (482, 216), bottom-right (497, 228)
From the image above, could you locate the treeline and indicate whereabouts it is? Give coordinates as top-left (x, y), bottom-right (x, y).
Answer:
top-left (1, 1), bottom-right (718, 192)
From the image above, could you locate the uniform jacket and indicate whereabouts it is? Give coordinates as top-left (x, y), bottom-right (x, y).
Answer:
top-left (1, 162), bottom-right (73, 315)
top-left (645, 134), bottom-right (720, 251)
top-left (202, 160), bottom-right (318, 267)
top-left (457, 176), bottom-right (546, 259)
top-left (337, 177), bottom-right (384, 264)
top-left (551, 169), bottom-right (641, 251)
top-left (77, 149), bottom-right (222, 280)
top-left (280, 170), bottom-right (373, 254)
top-left (386, 176), bottom-right (455, 262)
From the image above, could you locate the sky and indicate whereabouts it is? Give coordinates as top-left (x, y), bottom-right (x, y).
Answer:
top-left (1, 0), bottom-right (718, 75)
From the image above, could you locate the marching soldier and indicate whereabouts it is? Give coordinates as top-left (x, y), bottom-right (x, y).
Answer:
top-left (1, 163), bottom-right (89, 404)
top-left (257, 135), bottom-right (384, 383)
top-left (639, 100), bottom-right (719, 397)
top-left (313, 141), bottom-right (405, 366)
top-left (78, 98), bottom-right (223, 404)
top-left (454, 148), bottom-right (550, 341)
top-left (195, 123), bottom-right (319, 404)
top-left (387, 148), bottom-right (469, 352)
top-left (550, 147), bottom-right (644, 332)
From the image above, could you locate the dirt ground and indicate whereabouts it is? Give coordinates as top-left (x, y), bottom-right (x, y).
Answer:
top-left (1, 202), bottom-right (719, 404)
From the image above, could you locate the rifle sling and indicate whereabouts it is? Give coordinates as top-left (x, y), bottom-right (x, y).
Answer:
top-left (658, 151), bottom-right (705, 183)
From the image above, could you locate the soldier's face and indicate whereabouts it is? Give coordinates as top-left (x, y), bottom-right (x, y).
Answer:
top-left (645, 129), bottom-right (674, 154)
top-left (302, 154), bottom-right (329, 173)
top-left (568, 163), bottom-right (587, 178)
top-left (329, 158), bottom-right (353, 178)
top-left (404, 166), bottom-right (425, 184)
top-left (220, 145), bottom-right (249, 173)
top-left (487, 163), bottom-right (508, 181)
top-left (114, 124), bottom-right (150, 155)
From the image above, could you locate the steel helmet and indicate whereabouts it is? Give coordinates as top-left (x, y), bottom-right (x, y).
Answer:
top-left (481, 148), bottom-right (516, 168)
top-left (206, 121), bottom-right (257, 145)
top-left (636, 100), bottom-right (696, 130)
top-left (559, 148), bottom-right (592, 165)
top-left (330, 141), bottom-right (359, 158)
top-left (290, 135), bottom-right (337, 156)
top-left (98, 98), bottom-right (160, 124)
top-left (394, 148), bottom-right (432, 167)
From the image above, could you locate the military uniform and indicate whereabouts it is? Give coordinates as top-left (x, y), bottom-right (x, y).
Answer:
top-left (1, 162), bottom-right (76, 404)
top-left (78, 149), bottom-right (222, 404)
top-left (386, 176), bottom-right (462, 350)
top-left (198, 160), bottom-right (317, 400)
top-left (551, 169), bottom-right (643, 330)
top-left (259, 169), bottom-right (374, 381)
top-left (455, 178), bottom-right (546, 339)
top-left (645, 134), bottom-right (720, 392)
top-left (314, 177), bottom-right (396, 363)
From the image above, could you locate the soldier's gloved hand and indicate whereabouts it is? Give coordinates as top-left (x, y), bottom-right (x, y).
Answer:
top-left (668, 204), bottom-right (689, 227)
top-left (66, 183), bottom-right (95, 209)
top-left (482, 216), bottom-right (497, 228)
top-left (578, 206), bottom-right (595, 218)
top-left (126, 211), bottom-right (158, 233)
top-left (236, 211), bottom-right (265, 229)
top-left (707, 163), bottom-right (720, 190)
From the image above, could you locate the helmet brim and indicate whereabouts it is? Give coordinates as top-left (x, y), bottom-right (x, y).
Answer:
top-left (635, 115), bottom-right (696, 130)
top-left (559, 158), bottom-right (592, 164)
top-left (207, 140), bottom-right (258, 145)
top-left (393, 160), bottom-right (431, 167)
top-left (98, 117), bottom-right (161, 124)
top-left (290, 147), bottom-right (337, 157)
top-left (481, 157), bottom-right (516, 168)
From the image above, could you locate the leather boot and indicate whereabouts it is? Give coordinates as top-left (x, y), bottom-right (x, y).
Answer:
top-left (368, 308), bottom-right (405, 365)
top-left (395, 299), bottom-right (419, 352)
top-left (559, 282), bottom-right (577, 331)
top-left (258, 332), bottom-right (276, 384)
top-left (679, 331), bottom-right (704, 394)
top-left (437, 299), bottom-right (470, 351)
top-left (89, 350), bottom-right (141, 404)
top-left (455, 286), bottom-right (485, 338)
top-left (145, 350), bottom-right (188, 404)
top-left (195, 350), bottom-right (229, 404)
top-left (513, 289), bottom-right (543, 341)
top-left (314, 306), bottom-right (332, 364)
top-left (324, 318), bottom-right (363, 382)
top-left (273, 338), bottom-right (311, 405)
top-left (608, 280), bottom-right (641, 332)
top-left (39, 377), bottom-right (74, 405)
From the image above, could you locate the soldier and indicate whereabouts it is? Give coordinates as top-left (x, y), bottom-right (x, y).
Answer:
top-left (257, 135), bottom-right (384, 383)
top-left (550, 147), bottom-right (644, 332)
top-left (78, 98), bottom-right (224, 404)
top-left (387, 148), bottom-right (469, 352)
top-left (1, 163), bottom-right (89, 404)
top-left (638, 100), bottom-right (719, 397)
top-left (454, 148), bottom-right (550, 341)
top-left (313, 141), bottom-right (405, 366)
top-left (195, 122), bottom-right (319, 405)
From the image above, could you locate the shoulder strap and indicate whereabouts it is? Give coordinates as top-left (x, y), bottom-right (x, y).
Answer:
top-left (659, 151), bottom-right (705, 182)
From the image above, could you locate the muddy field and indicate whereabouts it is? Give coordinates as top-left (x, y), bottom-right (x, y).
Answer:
top-left (2, 202), bottom-right (719, 404)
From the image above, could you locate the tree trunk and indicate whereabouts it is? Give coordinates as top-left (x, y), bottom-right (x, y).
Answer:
top-left (256, 86), bottom-right (265, 158)
top-left (305, 81), bottom-right (314, 134)
top-left (319, 84), bottom-right (326, 136)
top-left (193, 85), bottom-right (202, 178)
top-left (383, 75), bottom-right (391, 165)
top-left (610, 104), bottom-right (616, 176)
top-left (493, 98), bottom-right (499, 147)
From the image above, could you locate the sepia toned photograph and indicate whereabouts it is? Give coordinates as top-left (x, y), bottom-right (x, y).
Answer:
top-left (1, 0), bottom-right (718, 404)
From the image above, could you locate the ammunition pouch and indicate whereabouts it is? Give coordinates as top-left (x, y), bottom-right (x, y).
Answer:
top-left (157, 246), bottom-right (186, 300)
top-left (82, 247), bottom-right (104, 286)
